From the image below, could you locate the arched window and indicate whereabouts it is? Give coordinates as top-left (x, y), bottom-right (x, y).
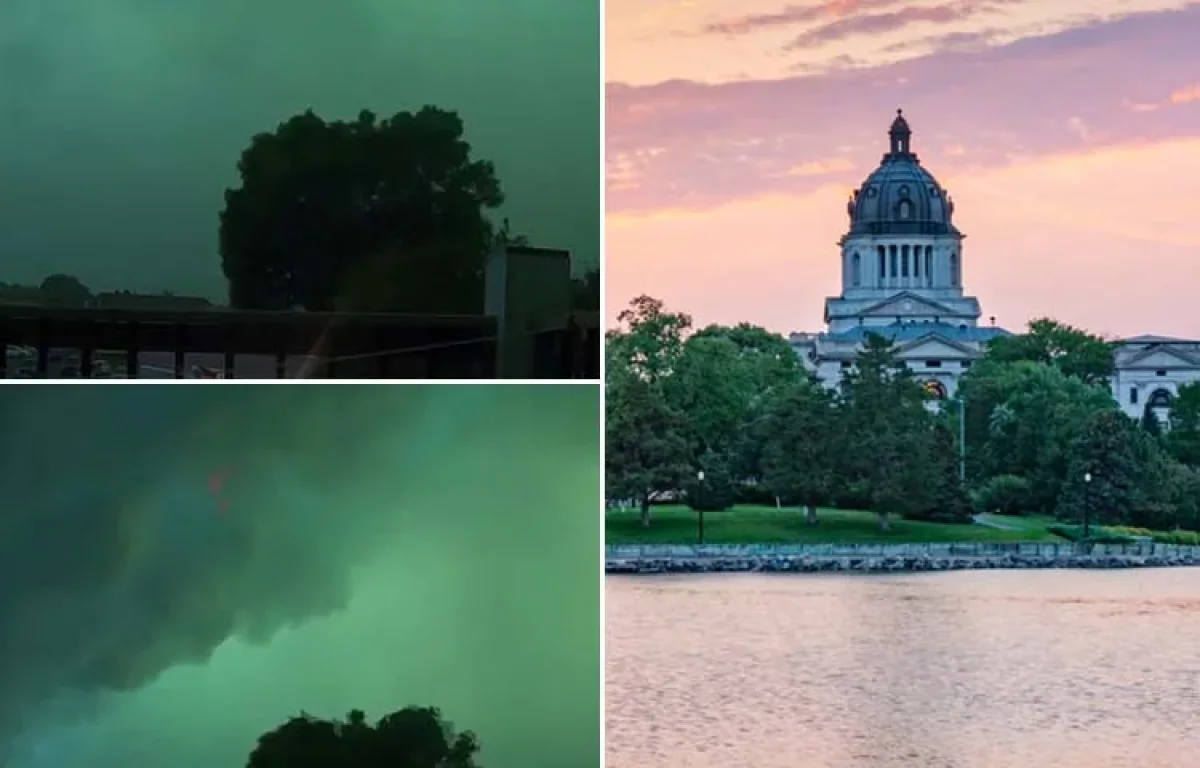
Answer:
top-left (877, 246), bottom-right (886, 284)
top-left (950, 251), bottom-right (960, 286)
top-left (898, 200), bottom-right (912, 220)
top-left (851, 252), bottom-right (861, 286)
top-left (1148, 389), bottom-right (1174, 409)
top-left (923, 380), bottom-right (947, 400)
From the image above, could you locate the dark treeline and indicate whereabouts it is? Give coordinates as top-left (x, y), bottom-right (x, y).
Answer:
top-left (3, 106), bottom-right (599, 315)
top-left (246, 706), bottom-right (480, 768)
top-left (607, 296), bottom-right (1200, 537)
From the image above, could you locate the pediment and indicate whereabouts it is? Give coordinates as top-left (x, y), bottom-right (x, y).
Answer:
top-left (894, 334), bottom-right (977, 359)
top-left (859, 292), bottom-right (958, 318)
top-left (1120, 345), bottom-right (1200, 369)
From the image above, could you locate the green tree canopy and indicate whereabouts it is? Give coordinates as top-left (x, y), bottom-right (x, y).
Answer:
top-left (1057, 410), bottom-right (1144, 527)
top-left (1167, 382), bottom-right (1200, 467)
top-left (760, 379), bottom-right (842, 525)
top-left (839, 334), bottom-right (938, 529)
top-left (605, 371), bottom-right (690, 527)
top-left (220, 106), bottom-right (503, 313)
top-left (985, 317), bottom-right (1114, 386)
top-left (246, 706), bottom-right (480, 768)
top-left (958, 359), bottom-right (1114, 512)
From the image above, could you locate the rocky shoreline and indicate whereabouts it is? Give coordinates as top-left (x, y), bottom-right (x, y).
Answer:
top-left (606, 552), bottom-right (1200, 575)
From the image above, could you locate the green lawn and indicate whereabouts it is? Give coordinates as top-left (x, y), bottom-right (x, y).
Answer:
top-left (606, 504), bottom-right (1066, 545)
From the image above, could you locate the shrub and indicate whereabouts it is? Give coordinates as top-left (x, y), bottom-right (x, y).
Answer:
top-left (974, 474), bottom-right (1032, 516)
top-left (1047, 525), bottom-right (1136, 544)
top-left (1152, 530), bottom-right (1200, 546)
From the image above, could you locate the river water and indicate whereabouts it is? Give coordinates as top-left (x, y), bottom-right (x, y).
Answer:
top-left (606, 570), bottom-right (1200, 768)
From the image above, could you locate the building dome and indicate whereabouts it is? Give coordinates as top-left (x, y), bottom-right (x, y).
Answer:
top-left (845, 110), bottom-right (957, 237)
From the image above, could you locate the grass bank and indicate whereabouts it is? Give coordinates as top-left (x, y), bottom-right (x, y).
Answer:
top-left (606, 505), bottom-right (1065, 545)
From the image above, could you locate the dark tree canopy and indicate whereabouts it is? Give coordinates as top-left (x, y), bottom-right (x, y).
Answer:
top-left (220, 106), bottom-right (504, 313)
top-left (39, 273), bottom-right (93, 307)
top-left (246, 706), bottom-right (481, 768)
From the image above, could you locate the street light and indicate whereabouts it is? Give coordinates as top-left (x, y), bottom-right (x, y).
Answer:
top-left (1082, 471), bottom-right (1093, 541)
top-left (696, 470), bottom-right (706, 546)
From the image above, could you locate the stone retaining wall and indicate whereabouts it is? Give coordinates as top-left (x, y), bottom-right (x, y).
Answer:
top-left (606, 546), bottom-right (1200, 575)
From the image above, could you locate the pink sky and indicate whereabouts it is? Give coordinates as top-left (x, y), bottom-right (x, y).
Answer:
top-left (606, 0), bottom-right (1200, 339)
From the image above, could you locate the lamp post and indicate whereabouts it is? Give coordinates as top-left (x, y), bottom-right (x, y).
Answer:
top-left (1082, 471), bottom-right (1093, 540)
top-left (696, 470), bottom-right (706, 545)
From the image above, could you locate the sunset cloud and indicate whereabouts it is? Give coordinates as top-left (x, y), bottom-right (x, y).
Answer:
top-left (607, 1), bottom-right (1200, 338)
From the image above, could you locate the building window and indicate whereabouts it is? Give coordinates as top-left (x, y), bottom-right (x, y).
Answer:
top-left (889, 245), bottom-right (898, 277)
top-left (925, 247), bottom-right (933, 286)
top-left (913, 247), bottom-right (921, 278)
top-left (950, 251), bottom-right (960, 286)
top-left (840, 360), bottom-right (852, 369)
top-left (960, 361), bottom-right (971, 369)
top-left (851, 252), bottom-right (861, 286)
top-left (1156, 370), bottom-right (1167, 377)
top-left (925, 360), bottom-right (942, 368)
top-left (898, 200), bottom-right (912, 219)
top-left (877, 246), bottom-right (886, 282)
top-left (901, 245), bottom-right (910, 277)
top-left (1130, 387), bottom-right (1139, 404)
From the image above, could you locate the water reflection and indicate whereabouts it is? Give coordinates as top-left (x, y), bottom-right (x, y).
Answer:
top-left (606, 570), bottom-right (1200, 768)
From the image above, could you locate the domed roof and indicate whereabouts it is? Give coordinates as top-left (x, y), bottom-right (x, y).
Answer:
top-left (845, 110), bottom-right (957, 237)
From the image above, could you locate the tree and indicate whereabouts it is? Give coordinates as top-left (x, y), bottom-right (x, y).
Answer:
top-left (685, 449), bottom-right (736, 513)
top-left (1057, 410), bottom-right (1144, 527)
top-left (605, 372), bottom-right (690, 527)
top-left (908, 422), bottom-right (974, 523)
top-left (670, 333), bottom-right (757, 459)
top-left (571, 268), bottom-right (600, 312)
top-left (39, 273), bottom-right (92, 307)
top-left (607, 295), bottom-right (691, 383)
top-left (958, 360), bottom-right (1114, 512)
top-left (220, 107), bottom-right (503, 313)
top-left (838, 333), bottom-right (937, 530)
top-left (690, 323), bottom-right (802, 487)
top-left (246, 706), bottom-right (480, 768)
top-left (759, 380), bottom-right (841, 525)
top-left (1167, 382), bottom-right (1200, 467)
top-left (985, 317), bottom-right (1114, 387)
top-left (1141, 400), bottom-right (1163, 438)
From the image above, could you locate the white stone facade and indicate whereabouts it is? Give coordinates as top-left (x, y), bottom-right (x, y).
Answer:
top-left (789, 112), bottom-right (1200, 417)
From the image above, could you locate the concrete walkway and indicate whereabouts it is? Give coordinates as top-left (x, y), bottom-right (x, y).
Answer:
top-left (973, 514), bottom-right (1021, 531)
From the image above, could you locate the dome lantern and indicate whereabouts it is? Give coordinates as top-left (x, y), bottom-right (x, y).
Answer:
top-left (888, 108), bottom-right (912, 157)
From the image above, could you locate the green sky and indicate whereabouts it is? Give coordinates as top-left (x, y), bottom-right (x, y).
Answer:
top-left (0, 0), bottom-right (599, 299)
top-left (0, 384), bottom-right (600, 767)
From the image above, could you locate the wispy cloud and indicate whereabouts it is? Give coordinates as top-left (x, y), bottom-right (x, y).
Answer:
top-left (702, 0), bottom-right (909, 36)
top-left (783, 0), bottom-right (1021, 50)
top-left (608, 6), bottom-right (1200, 214)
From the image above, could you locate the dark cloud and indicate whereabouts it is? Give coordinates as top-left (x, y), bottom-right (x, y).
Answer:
top-left (0, 384), bottom-right (599, 766)
top-left (0, 0), bottom-right (599, 298)
top-left (607, 5), bottom-right (1200, 213)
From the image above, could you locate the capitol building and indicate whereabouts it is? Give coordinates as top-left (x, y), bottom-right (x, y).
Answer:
top-left (789, 111), bottom-right (1200, 422)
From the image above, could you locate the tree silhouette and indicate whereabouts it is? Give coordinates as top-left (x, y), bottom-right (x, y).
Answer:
top-left (220, 107), bottom-right (504, 314)
top-left (246, 706), bottom-right (481, 768)
top-left (39, 273), bottom-right (93, 307)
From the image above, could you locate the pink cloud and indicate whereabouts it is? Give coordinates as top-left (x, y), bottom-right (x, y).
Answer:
top-left (607, 6), bottom-right (1200, 214)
